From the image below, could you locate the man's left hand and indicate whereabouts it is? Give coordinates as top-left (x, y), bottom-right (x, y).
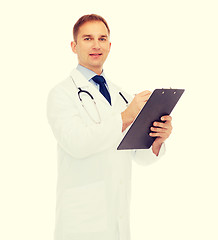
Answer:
top-left (150, 115), bottom-right (173, 156)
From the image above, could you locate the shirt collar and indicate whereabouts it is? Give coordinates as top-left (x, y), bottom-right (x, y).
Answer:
top-left (76, 64), bottom-right (106, 81)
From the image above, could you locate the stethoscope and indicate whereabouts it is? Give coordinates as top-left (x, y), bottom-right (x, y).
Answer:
top-left (71, 76), bottom-right (129, 124)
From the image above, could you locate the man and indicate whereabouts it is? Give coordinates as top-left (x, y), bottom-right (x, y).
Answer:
top-left (47, 14), bottom-right (172, 240)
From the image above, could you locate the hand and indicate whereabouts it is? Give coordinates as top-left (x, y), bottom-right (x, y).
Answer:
top-left (121, 90), bottom-right (151, 132)
top-left (128, 91), bottom-right (152, 119)
top-left (150, 115), bottom-right (173, 156)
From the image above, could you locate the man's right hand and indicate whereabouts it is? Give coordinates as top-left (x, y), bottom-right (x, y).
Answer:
top-left (121, 90), bottom-right (151, 132)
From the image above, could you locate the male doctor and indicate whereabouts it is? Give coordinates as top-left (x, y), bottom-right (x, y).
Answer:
top-left (47, 14), bottom-right (172, 240)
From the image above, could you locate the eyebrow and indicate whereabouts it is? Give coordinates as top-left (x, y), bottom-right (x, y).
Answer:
top-left (81, 34), bottom-right (108, 38)
top-left (100, 35), bottom-right (108, 38)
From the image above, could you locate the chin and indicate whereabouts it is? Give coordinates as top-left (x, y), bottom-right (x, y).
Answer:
top-left (89, 62), bottom-right (103, 68)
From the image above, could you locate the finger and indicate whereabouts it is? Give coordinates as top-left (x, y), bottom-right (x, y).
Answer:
top-left (153, 121), bottom-right (169, 129)
top-left (137, 90), bottom-right (152, 98)
top-left (136, 95), bottom-right (151, 104)
top-left (149, 132), bottom-right (168, 138)
top-left (152, 121), bottom-right (173, 135)
top-left (150, 127), bottom-right (166, 133)
top-left (161, 115), bottom-right (172, 122)
top-left (142, 92), bottom-right (152, 102)
top-left (140, 90), bottom-right (151, 95)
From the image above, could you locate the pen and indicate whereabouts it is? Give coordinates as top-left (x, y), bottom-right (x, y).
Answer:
top-left (119, 92), bottom-right (129, 105)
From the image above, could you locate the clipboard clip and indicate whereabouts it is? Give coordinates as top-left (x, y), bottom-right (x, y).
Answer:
top-left (161, 88), bottom-right (177, 94)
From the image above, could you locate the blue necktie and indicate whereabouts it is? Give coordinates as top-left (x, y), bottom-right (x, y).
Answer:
top-left (92, 75), bottom-right (111, 105)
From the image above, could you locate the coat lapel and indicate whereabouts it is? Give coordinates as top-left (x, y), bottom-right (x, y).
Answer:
top-left (106, 80), bottom-right (121, 106)
top-left (70, 68), bottom-right (117, 107)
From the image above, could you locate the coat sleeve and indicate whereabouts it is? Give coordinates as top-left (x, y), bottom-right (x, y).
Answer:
top-left (132, 142), bottom-right (166, 166)
top-left (47, 85), bottom-right (124, 159)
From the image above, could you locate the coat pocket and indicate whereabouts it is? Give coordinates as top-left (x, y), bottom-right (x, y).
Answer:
top-left (62, 181), bottom-right (108, 234)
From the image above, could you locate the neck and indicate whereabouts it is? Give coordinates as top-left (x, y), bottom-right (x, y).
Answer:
top-left (88, 67), bottom-right (102, 75)
top-left (94, 69), bottom-right (103, 75)
top-left (79, 64), bottom-right (103, 75)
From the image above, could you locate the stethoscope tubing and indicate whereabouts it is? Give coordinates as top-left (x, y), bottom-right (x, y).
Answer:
top-left (78, 88), bottom-right (94, 101)
top-left (71, 76), bottom-right (128, 124)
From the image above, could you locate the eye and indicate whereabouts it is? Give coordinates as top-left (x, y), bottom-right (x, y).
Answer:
top-left (99, 38), bottom-right (106, 41)
top-left (84, 37), bottom-right (91, 41)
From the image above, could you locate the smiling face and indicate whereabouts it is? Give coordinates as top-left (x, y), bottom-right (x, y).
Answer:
top-left (71, 21), bottom-right (111, 75)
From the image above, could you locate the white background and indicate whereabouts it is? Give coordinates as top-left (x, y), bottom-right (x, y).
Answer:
top-left (0, 0), bottom-right (217, 239)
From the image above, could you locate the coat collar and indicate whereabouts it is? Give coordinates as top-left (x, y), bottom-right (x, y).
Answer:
top-left (70, 68), bottom-right (122, 106)
top-left (70, 68), bottom-right (90, 88)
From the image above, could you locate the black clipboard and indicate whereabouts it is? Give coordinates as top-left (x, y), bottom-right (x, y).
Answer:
top-left (117, 89), bottom-right (185, 150)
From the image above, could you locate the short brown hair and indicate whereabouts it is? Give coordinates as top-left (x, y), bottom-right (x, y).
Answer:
top-left (73, 14), bottom-right (110, 42)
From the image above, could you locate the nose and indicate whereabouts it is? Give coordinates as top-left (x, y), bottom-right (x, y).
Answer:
top-left (92, 39), bottom-right (100, 49)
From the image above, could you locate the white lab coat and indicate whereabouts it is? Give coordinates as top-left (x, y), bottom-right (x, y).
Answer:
top-left (47, 68), bottom-right (165, 240)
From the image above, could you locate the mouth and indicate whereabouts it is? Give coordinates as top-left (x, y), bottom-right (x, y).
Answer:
top-left (89, 53), bottom-right (103, 56)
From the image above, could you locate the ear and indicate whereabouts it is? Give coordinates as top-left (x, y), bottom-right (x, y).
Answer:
top-left (109, 42), bottom-right (111, 51)
top-left (71, 41), bottom-right (77, 54)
